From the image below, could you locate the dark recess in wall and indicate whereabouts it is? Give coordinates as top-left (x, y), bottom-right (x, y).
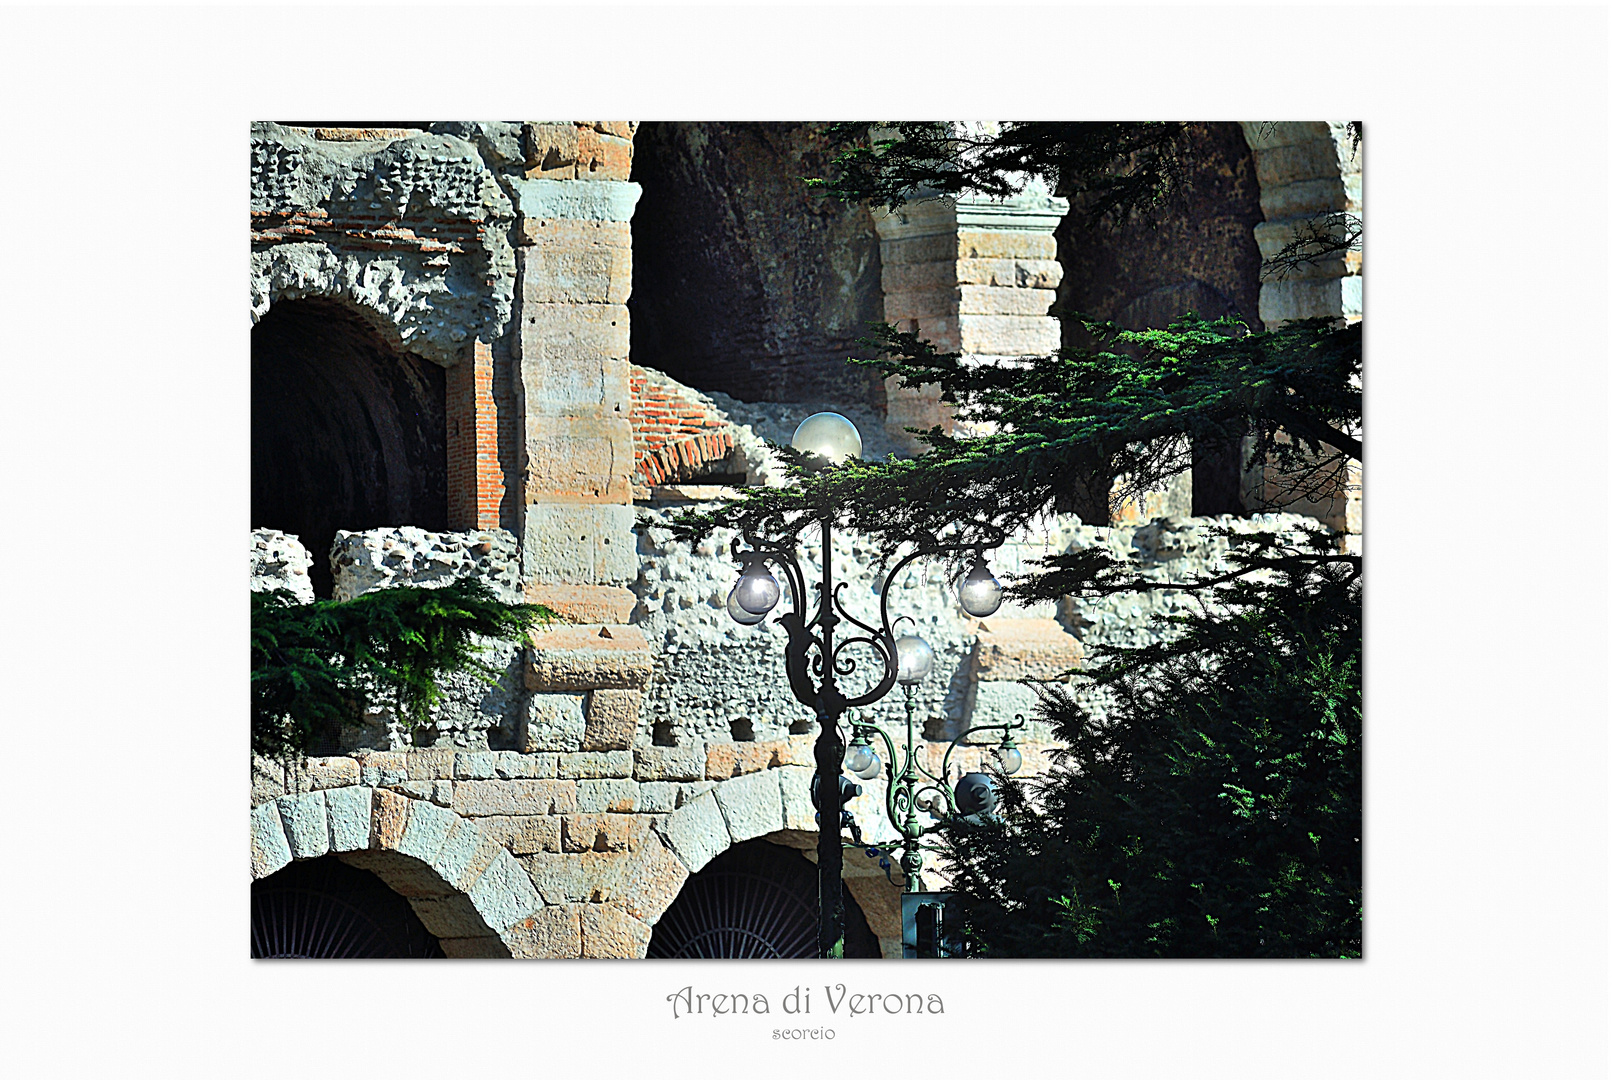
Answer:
top-left (629, 122), bottom-right (887, 407)
top-left (252, 299), bottom-right (447, 598)
top-left (1055, 122), bottom-right (1266, 517)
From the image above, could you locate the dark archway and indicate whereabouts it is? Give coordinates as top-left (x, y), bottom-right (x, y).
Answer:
top-left (646, 839), bottom-right (881, 958)
top-left (252, 299), bottom-right (447, 597)
top-left (251, 854), bottom-right (444, 958)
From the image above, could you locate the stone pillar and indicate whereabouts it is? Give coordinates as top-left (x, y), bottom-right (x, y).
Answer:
top-left (1240, 122), bottom-right (1362, 538)
top-left (509, 124), bottom-right (643, 623)
top-left (872, 186), bottom-right (1069, 453)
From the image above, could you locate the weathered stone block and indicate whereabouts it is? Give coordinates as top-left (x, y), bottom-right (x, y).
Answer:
top-left (633, 745), bottom-right (706, 782)
top-left (275, 792), bottom-right (329, 861)
top-left (439, 935), bottom-right (512, 958)
top-left (633, 781), bottom-right (680, 813)
top-left (251, 756), bottom-right (286, 807)
top-left (523, 692), bottom-right (587, 753)
top-left (615, 834), bottom-right (689, 926)
top-left (657, 791), bottom-right (729, 873)
top-left (1253, 138), bottom-right (1351, 188)
top-left (503, 904), bottom-right (582, 959)
top-left (580, 903), bottom-right (653, 958)
top-left (324, 784), bottom-right (373, 853)
top-left (303, 756), bottom-right (360, 791)
top-left (453, 752), bottom-right (497, 780)
top-left (432, 820), bottom-right (507, 894)
top-left (878, 232), bottom-right (959, 266)
top-left (406, 748), bottom-right (457, 781)
top-left (704, 741), bottom-right (775, 779)
top-left (251, 801), bottom-right (292, 879)
top-left (882, 285), bottom-right (961, 322)
top-left (1239, 120), bottom-right (1334, 151)
top-left (524, 414), bottom-right (633, 504)
top-left (882, 260), bottom-right (956, 294)
top-left (522, 504), bottom-right (638, 587)
top-left (369, 788), bottom-right (412, 850)
top-left (582, 688), bottom-right (642, 750)
top-left (559, 750), bottom-right (634, 780)
top-left (957, 285), bottom-right (1058, 317)
top-left (956, 228), bottom-right (1058, 260)
top-left (1259, 275), bottom-right (1362, 326)
top-left (511, 177), bottom-right (642, 223)
top-left (523, 583), bottom-right (639, 625)
top-left (972, 618), bottom-right (1084, 681)
top-left (522, 123), bottom-right (581, 179)
top-left (575, 127), bottom-right (634, 179)
top-left (955, 257), bottom-right (1063, 289)
top-left (410, 895), bottom-right (495, 940)
top-left (519, 310), bottom-right (630, 414)
top-left (677, 781), bottom-right (717, 806)
top-left (846, 875), bottom-right (905, 939)
top-left (521, 851), bottom-right (630, 904)
top-left (1258, 176), bottom-right (1357, 220)
top-left (958, 314), bottom-right (1062, 356)
top-left (467, 848), bottom-right (543, 932)
top-left (778, 735), bottom-right (815, 768)
top-left (562, 813), bottom-right (652, 852)
top-left (493, 751), bottom-right (541, 779)
top-left (527, 625), bottom-right (652, 691)
top-left (778, 765), bottom-right (816, 832)
top-left (713, 770), bottom-right (784, 844)
top-left (453, 779), bottom-right (577, 817)
top-left (519, 217), bottom-right (632, 252)
top-left (575, 779), bottom-right (639, 813)
top-left (395, 798), bottom-right (457, 865)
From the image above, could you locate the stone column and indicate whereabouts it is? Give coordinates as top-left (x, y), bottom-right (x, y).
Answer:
top-left (872, 186), bottom-right (1069, 453)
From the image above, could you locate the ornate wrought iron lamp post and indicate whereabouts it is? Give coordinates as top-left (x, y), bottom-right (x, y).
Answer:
top-left (725, 411), bottom-right (1006, 957)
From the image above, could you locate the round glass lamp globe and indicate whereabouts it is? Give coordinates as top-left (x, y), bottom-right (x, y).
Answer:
top-left (734, 563), bottom-right (781, 615)
top-left (895, 635), bottom-right (935, 685)
top-left (845, 743), bottom-right (881, 780)
top-left (958, 557), bottom-right (1004, 618)
top-left (727, 588), bottom-right (766, 625)
top-left (790, 412), bottom-right (862, 469)
top-left (996, 745), bottom-right (1023, 775)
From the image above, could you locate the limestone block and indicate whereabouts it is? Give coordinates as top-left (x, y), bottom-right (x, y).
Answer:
top-left (883, 286), bottom-right (961, 322)
top-left (580, 904), bottom-right (653, 958)
top-left (678, 781), bottom-right (717, 806)
top-left (634, 782), bottom-right (680, 813)
top-left (705, 741), bottom-right (775, 779)
top-left (575, 779), bottom-right (639, 813)
top-left (713, 770), bottom-right (784, 844)
top-left (340, 848), bottom-right (454, 900)
top-left (957, 285), bottom-right (1059, 317)
top-left (562, 813), bottom-right (652, 853)
top-left (514, 816), bottom-right (562, 855)
top-left (1259, 275), bottom-right (1362, 326)
top-left (527, 625), bottom-right (652, 691)
top-left (958, 314), bottom-right (1062, 356)
top-left (453, 779), bottom-right (577, 817)
top-left (395, 798), bottom-right (457, 865)
top-left (251, 756), bottom-right (286, 807)
top-left (524, 414), bottom-right (634, 503)
top-left (972, 618), bottom-right (1084, 681)
top-left (519, 308), bottom-right (630, 412)
top-left (437, 827), bottom-right (508, 896)
top-left (559, 750), bottom-right (634, 780)
top-left (1259, 176), bottom-right (1359, 220)
top-left (575, 128), bottom-right (634, 180)
top-left (778, 765), bottom-right (817, 831)
top-left (657, 791), bottom-right (729, 873)
top-left (846, 875), bottom-right (905, 940)
top-left (453, 752), bottom-right (497, 780)
top-left (250, 801), bottom-right (292, 879)
top-left (522, 504), bottom-right (638, 587)
top-left (1254, 217), bottom-right (1357, 281)
top-left (882, 260), bottom-right (956, 294)
top-left (369, 788), bottom-right (412, 850)
top-left (523, 692), bottom-right (587, 753)
top-left (582, 689), bottom-right (642, 751)
top-left (633, 745), bottom-right (706, 782)
top-left (519, 218), bottom-right (632, 253)
top-left (522, 123), bottom-right (580, 178)
top-left (493, 751), bottom-right (541, 779)
top-left (878, 232), bottom-right (958, 265)
top-left (406, 748), bottom-right (457, 781)
top-left (956, 229), bottom-right (1059, 261)
top-left (409, 895), bottom-right (496, 940)
top-left (911, 313), bottom-right (959, 352)
top-left (324, 785), bottom-right (373, 853)
top-left (388, 780), bottom-right (435, 802)
top-left (275, 792), bottom-right (329, 861)
top-left (1253, 138), bottom-right (1351, 188)
top-left (302, 756), bottom-right (360, 791)
top-left (503, 904), bottom-right (582, 959)
top-left (1239, 120), bottom-right (1333, 151)
top-left (525, 584), bottom-right (639, 625)
top-left (521, 852), bottom-right (631, 904)
top-left (955, 258), bottom-right (1063, 290)
top-left (511, 177), bottom-right (642, 223)
top-left (439, 936), bottom-right (511, 958)
top-left (468, 848), bottom-right (543, 932)
top-left (519, 244), bottom-right (632, 305)
top-left (615, 834), bottom-right (689, 926)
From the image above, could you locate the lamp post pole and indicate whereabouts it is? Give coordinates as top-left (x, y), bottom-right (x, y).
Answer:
top-left (725, 412), bottom-right (1007, 958)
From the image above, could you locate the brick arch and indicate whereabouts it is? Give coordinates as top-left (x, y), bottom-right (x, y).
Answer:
top-left (251, 788), bottom-right (548, 958)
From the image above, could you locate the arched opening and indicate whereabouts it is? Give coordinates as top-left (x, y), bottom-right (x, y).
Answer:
top-left (252, 299), bottom-right (447, 598)
top-left (251, 854), bottom-right (444, 958)
top-left (646, 839), bottom-right (881, 958)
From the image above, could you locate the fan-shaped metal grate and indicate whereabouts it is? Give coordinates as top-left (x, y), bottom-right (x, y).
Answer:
top-left (251, 855), bottom-right (444, 959)
top-left (647, 840), bottom-right (880, 958)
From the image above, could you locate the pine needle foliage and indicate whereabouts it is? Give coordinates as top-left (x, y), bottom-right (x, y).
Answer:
top-left (939, 544), bottom-right (1361, 958)
top-left (251, 579), bottom-right (551, 759)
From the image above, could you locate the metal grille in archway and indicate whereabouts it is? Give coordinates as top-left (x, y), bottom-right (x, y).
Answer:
top-left (251, 855), bottom-right (445, 959)
top-left (647, 840), bottom-right (880, 958)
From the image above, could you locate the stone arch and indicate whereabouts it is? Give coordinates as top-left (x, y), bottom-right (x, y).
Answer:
top-left (250, 788), bottom-right (548, 958)
top-left (252, 297), bottom-right (448, 597)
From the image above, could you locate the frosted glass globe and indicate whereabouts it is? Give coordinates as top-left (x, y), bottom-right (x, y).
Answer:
top-left (845, 742), bottom-right (881, 780)
top-left (790, 412), bottom-right (862, 469)
top-left (734, 562), bottom-right (781, 615)
top-left (727, 588), bottom-right (766, 625)
top-left (996, 745), bottom-right (1023, 775)
top-left (958, 556), bottom-right (1003, 618)
top-left (895, 635), bottom-right (934, 685)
